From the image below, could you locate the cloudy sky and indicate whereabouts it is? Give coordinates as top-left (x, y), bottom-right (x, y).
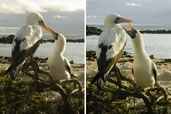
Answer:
top-left (0, 0), bottom-right (84, 36)
top-left (87, 0), bottom-right (171, 25)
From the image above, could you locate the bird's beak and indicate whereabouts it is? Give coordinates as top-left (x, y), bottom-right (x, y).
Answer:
top-left (123, 23), bottom-right (137, 38)
top-left (39, 21), bottom-right (58, 39)
top-left (118, 17), bottom-right (133, 23)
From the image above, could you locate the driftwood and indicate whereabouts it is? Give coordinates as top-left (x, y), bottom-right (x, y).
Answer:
top-left (87, 67), bottom-right (170, 114)
top-left (0, 59), bottom-right (84, 114)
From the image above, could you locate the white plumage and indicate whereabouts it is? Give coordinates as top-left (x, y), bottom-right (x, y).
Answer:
top-left (5, 12), bottom-right (57, 80)
top-left (47, 33), bottom-right (71, 80)
top-left (96, 25), bottom-right (127, 61)
top-left (91, 14), bottom-right (132, 90)
top-left (126, 24), bottom-right (157, 88)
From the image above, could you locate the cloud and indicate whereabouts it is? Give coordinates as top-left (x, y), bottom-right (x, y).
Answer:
top-left (86, 16), bottom-right (97, 19)
top-left (38, 0), bottom-right (84, 12)
top-left (0, 0), bottom-right (46, 14)
top-left (53, 15), bottom-right (68, 19)
top-left (0, 0), bottom-right (84, 35)
top-left (0, 0), bottom-right (84, 14)
top-left (126, 2), bottom-right (143, 7)
top-left (41, 4), bottom-right (78, 12)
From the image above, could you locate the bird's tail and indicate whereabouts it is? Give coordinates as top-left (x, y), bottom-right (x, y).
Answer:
top-left (4, 65), bottom-right (13, 75)
top-left (4, 64), bottom-right (21, 80)
top-left (91, 72), bottom-right (108, 90)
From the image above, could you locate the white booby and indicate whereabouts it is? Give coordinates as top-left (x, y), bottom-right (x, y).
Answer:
top-left (47, 33), bottom-right (71, 80)
top-left (91, 14), bottom-right (133, 90)
top-left (125, 23), bottom-right (157, 88)
top-left (5, 12), bottom-right (57, 80)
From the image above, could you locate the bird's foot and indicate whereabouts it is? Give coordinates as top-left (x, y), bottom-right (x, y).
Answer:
top-left (134, 86), bottom-right (144, 93)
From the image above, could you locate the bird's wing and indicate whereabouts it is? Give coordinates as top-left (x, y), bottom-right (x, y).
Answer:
top-left (132, 67), bottom-right (134, 76)
top-left (12, 25), bottom-right (42, 65)
top-left (96, 28), bottom-right (126, 77)
top-left (64, 57), bottom-right (72, 75)
top-left (152, 61), bottom-right (157, 82)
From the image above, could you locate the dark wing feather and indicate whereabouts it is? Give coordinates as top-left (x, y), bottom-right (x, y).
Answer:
top-left (96, 42), bottom-right (126, 81)
top-left (152, 62), bottom-right (157, 82)
top-left (12, 39), bottom-right (41, 66)
top-left (97, 42), bottom-right (126, 75)
top-left (64, 58), bottom-right (76, 78)
top-left (132, 67), bottom-right (134, 76)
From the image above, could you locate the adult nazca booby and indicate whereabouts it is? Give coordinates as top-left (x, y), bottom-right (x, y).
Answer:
top-left (47, 33), bottom-right (71, 80)
top-left (91, 14), bottom-right (133, 90)
top-left (125, 23), bottom-right (157, 88)
top-left (5, 12), bottom-right (57, 80)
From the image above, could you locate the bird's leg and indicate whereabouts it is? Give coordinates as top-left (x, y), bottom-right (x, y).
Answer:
top-left (111, 65), bottom-right (122, 88)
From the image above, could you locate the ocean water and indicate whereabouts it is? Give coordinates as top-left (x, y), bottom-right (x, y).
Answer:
top-left (89, 24), bottom-right (171, 31)
top-left (87, 34), bottom-right (171, 59)
top-left (0, 42), bottom-right (84, 64)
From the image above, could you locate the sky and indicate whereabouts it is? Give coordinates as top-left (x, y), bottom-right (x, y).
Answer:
top-left (0, 0), bottom-right (84, 36)
top-left (87, 0), bottom-right (171, 25)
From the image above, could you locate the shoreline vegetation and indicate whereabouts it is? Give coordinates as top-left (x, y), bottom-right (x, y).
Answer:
top-left (86, 25), bottom-right (171, 36)
top-left (86, 50), bottom-right (171, 113)
top-left (0, 35), bottom-right (84, 44)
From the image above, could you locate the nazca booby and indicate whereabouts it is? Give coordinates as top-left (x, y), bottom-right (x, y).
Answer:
top-left (5, 12), bottom-right (57, 80)
top-left (125, 23), bottom-right (157, 88)
top-left (47, 33), bottom-right (71, 80)
top-left (91, 14), bottom-right (133, 90)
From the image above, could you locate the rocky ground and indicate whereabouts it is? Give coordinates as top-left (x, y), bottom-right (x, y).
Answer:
top-left (86, 50), bottom-right (171, 95)
top-left (86, 51), bottom-right (171, 113)
top-left (0, 56), bottom-right (84, 82)
top-left (0, 56), bottom-right (84, 114)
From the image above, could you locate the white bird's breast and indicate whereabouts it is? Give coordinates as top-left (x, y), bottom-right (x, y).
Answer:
top-left (133, 56), bottom-right (155, 88)
top-left (47, 45), bottom-right (70, 80)
top-left (13, 25), bottom-right (42, 51)
top-left (96, 27), bottom-right (126, 60)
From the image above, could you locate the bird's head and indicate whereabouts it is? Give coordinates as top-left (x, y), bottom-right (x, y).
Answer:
top-left (123, 23), bottom-right (141, 39)
top-left (26, 12), bottom-right (44, 25)
top-left (104, 14), bottom-right (133, 28)
top-left (26, 12), bottom-right (58, 40)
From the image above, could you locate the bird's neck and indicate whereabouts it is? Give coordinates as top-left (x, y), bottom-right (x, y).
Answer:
top-left (54, 35), bottom-right (66, 55)
top-left (104, 24), bottom-right (121, 29)
top-left (132, 37), bottom-right (147, 58)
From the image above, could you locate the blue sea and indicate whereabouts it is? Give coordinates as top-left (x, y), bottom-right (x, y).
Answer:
top-left (87, 24), bottom-right (171, 59)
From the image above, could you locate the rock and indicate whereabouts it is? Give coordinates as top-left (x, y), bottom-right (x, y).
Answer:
top-left (140, 29), bottom-right (171, 34)
top-left (86, 25), bottom-right (102, 35)
top-left (0, 35), bottom-right (84, 44)
top-left (164, 59), bottom-right (171, 63)
top-left (149, 55), bottom-right (154, 59)
top-left (0, 35), bottom-right (14, 44)
top-left (86, 51), bottom-right (96, 60)
top-left (119, 64), bottom-right (133, 80)
top-left (123, 51), bottom-right (133, 58)
top-left (158, 71), bottom-right (171, 80)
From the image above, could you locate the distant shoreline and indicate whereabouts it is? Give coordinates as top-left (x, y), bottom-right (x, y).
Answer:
top-left (0, 35), bottom-right (84, 44)
top-left (86, 25), bottom-right (171, 36)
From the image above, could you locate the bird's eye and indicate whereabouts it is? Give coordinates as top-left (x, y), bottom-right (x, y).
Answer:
top-left (114, 17), bottom-right (120, 23)
top-left (38, 20), bottom-right (44, 25)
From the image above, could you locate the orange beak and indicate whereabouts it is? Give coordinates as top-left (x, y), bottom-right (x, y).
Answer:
top-left (118, 17), bottom-right (133, 23)
top-left (39, 21), bottom-right (57, 39)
